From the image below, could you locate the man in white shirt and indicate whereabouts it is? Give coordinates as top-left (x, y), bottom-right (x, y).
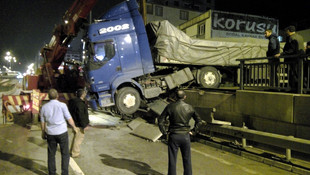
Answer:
top-left (40, 89), bottom-right (77, 175)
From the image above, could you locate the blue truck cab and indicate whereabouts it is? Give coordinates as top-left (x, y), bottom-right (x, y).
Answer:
top-left (85, 0), bottom-right (155, 114)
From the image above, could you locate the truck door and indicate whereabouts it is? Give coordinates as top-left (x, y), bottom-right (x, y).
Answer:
top-left (86, 39), bottom-right (120, 92)
top-left (118, 34), bottom-right (143, 74)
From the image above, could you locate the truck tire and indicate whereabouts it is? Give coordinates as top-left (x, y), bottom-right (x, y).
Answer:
top-left (115, 87), bottom-right (141, 115)
top-left (198, 66), bottom-right (221, 88)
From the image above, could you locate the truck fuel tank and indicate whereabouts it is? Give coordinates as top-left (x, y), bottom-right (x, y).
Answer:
top-left (164, 67), bottom-right (194, 89)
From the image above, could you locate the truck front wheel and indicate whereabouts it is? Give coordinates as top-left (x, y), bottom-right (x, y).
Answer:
top-left (115, 87), bottom-right (141, 115)
top-left (198, 66), bottom-right (221, 88)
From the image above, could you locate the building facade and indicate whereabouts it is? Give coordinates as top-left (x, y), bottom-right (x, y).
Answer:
top-left (149, 0), bottom-right (215, 12)
top-left (146, 1), bottom-right (203, 26)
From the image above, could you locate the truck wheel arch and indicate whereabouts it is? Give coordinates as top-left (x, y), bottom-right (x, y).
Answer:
top-left (111, 80), bottom-right (144, 99)
top-left (112, 80), bottom-right (144, 115)
top-left (115, 86), bottom-right (141, 115)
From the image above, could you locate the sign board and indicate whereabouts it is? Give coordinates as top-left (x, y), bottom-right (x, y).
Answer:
top-left (211, 10), bottom-right (279, 39)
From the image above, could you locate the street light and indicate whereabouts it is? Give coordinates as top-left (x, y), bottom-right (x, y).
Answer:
top-left (4, 51), bottom-right (17, 70)
top-left (26, 63), bottom-right (35, 75)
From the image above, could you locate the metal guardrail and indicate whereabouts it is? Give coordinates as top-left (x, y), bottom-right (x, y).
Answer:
top-left (204, 123), bottom-right (310, 161)
top-left (237, 54), bottom-right (310, 94)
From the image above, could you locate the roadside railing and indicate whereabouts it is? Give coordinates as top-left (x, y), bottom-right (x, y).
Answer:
top-left (237, 54), bottom-right (310, 94)
top-left (201, 123), bottom-right (310, 161)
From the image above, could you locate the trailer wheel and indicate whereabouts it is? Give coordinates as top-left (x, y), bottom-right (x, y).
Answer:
top-left (115, 87), bottom-right (141, 115)
top-left (198, 66), bottom-right (221, 88)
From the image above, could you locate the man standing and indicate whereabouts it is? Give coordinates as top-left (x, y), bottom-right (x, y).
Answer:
top-left (158, 90), bottom-right (202, 175)
top-left (68, 89), bottom-right (89, 158)
top-left (275, 26), bottom-right (305, 89)
top-left (265, 29), bottom-right (280, 57)
top-left (276, 26), bottom-right (304, 57)
top-left (306, 41), bottom-right (310, 55)
top-left (265, 29), bottom-right (280, 86)
top-left (40, 89), bottom-right (78, 175)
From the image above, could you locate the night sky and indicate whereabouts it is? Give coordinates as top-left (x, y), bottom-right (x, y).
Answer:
top-left (0, 0), bottom-right (123, 72)
top-left (0, 0), bottom-right (309, 72)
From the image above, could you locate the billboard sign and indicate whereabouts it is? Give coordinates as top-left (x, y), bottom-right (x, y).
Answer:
top-left (211, 10), bottom-right (279, 39)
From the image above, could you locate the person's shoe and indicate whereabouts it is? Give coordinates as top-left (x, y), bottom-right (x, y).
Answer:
top-left (70, 154), bottom-right (80, 158)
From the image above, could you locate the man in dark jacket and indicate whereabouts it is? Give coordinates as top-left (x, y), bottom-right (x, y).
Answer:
top-left (158, 90), bottom-right (202, 175)
top-left (306, 41), bottom-right (310, 55)
top-left (265, 29), bottom-right (280, 86)
top-left (275, 26), bottom-right (305, 89)
top-left (278, 26), bottom-right (304, 57)
top-left (68, 89), bottom-right (89, 158)
top-left (265, 29), bottom-right (280, 57)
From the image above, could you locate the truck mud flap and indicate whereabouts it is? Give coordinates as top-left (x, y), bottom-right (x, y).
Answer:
top-left (164, 67), bottom-right (194, 89)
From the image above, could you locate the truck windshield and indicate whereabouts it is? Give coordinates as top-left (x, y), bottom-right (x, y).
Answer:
top-left (86, 40), bottom-right (115, 70)
top-left (93, 41), bottom-right (115, 64)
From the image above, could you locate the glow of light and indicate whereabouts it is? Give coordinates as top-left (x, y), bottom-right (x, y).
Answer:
top-left (26, 63), bottom-right (35, 75)
top-left (96, 55), bottom-right (104, 61)
top-left (23, 104), bottom-right (31, 111)
top-left (124, 35), bottom-right (132, 43)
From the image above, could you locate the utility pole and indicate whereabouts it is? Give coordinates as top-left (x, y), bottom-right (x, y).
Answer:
top-left (139, 0), bottom-right (147, 25)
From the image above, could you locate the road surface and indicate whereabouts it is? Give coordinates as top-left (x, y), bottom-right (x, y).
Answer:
top-left (0, 113), bottom-right (298, 175)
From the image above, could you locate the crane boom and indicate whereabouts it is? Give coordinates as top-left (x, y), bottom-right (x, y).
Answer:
top-left (40, 0), bottom-right (98, 90)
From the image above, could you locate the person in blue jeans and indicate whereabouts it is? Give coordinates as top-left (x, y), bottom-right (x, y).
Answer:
top-left (40, 89), bottom-right (78, 175)
top-left (159, 90), bottom-right (202, 175)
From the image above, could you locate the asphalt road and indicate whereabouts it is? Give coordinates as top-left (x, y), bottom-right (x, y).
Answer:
top-left (0, 117), bottom-right (298, 175)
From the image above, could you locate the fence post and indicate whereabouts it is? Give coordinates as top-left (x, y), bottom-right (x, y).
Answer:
top-left (286, 147), bottom-right (291, 162)
top-left (286, 135), bottom-right (294, 162)
top-left (240, 61), bottom-right (244, 90)
top-left (242, 122), bottom-right (247, 148)
top-left (297, 57), bottom-right (304, 94)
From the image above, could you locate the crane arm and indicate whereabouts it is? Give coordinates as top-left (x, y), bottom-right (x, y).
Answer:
top-left (40, 0), bottom-right (98, 89)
